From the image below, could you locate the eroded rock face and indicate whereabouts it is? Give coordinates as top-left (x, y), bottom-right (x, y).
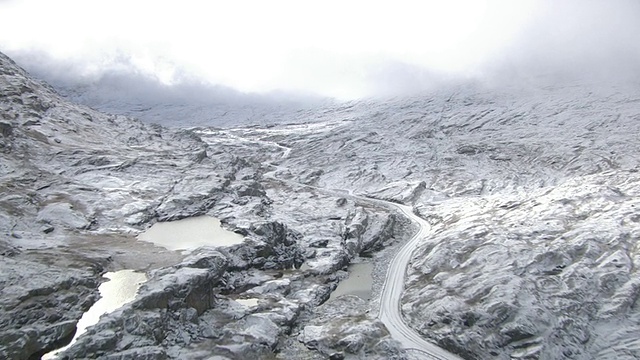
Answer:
top-left (0, 255), bottom-right (101, 360)
top-left (343, 207), bottom-right (397, 257)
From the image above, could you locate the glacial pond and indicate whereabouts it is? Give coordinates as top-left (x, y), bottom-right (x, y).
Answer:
top-left (329, 262), bottom-right (374, 301)
top-left (138, 216), bottom-right (244, 251)
top-left (43, 270), bottom-right (146, 359)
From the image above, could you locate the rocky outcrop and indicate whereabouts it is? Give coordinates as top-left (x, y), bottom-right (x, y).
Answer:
top-left (0, 255), bottom-right (101, 360)
top-left (299, 295), bottom-right (405, 360)
top-left (57, 249), bottom-right (228, 359)
top-left (55, 244), bottom-right (318, 360)
top-left (342, 208), bottom-right (397, 257)
top-left (218, 221), bottom-right (304, 271)
top-left (36, 202), bottom-right (92, 231)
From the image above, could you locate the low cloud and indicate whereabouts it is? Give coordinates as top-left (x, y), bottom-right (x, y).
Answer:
top-left (481, 0), bottom-right (640, 84)
top-left (12, 50), bottom-right (324, 104)
top-left (2, 1), bottom-right (639, 102)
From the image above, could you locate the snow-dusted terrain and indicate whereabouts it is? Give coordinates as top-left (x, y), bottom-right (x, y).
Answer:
top-left (3, 48), bottom-right (640, 360)
top-left (207, 81), bottom-right (640, 359)
top-left (0, 51), bottom-right (404, 360)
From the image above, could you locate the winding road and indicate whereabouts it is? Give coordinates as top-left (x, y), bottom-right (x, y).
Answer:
top-left (205, 129), bottom-right (462, 360)
top-left (378, 203), bottom-right (463, 360)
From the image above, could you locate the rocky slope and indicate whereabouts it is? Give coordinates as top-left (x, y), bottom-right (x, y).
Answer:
top-left (225, 81), bottom-right (640, 359)
top-left (0, 51), bottom-right (405, 360)
top-left (5, 46), bottom-right (640, 360)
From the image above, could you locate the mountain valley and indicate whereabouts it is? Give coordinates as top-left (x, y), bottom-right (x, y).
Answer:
top-left (2, 50), bottom-right (640, 360)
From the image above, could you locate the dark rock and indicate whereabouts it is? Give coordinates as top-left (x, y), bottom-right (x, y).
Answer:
top-left (0, 121), bottom-right (12, 137)
top-left (221, 221), bottom-right (304, 271)
top-left (310, 239), bottom-right (329, 248)
top-left (0, 256), bottom-right (99, 360)
top-left (233, 181), bottom-right (266, 198)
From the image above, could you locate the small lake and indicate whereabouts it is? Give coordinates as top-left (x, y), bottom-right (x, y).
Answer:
top-left (43, 270), bottom-right (146, 359)
top-left (329, 262), bottom-right (374, 301)
top-left (138, 216), bottom-right (244, 251)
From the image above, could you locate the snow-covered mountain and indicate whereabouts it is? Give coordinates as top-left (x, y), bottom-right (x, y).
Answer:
top-left (3, 48), bottom-right (640, 360)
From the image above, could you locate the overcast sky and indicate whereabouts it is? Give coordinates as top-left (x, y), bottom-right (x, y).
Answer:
top-left (1, 0), bottom-right (639, 99)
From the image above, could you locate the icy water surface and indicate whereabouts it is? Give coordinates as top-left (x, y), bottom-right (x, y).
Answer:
top-left (138, 216), bottom-right (244, 251)
top-left (43, 270), bottom-right (146, 359)
top-left (330, 262), bottom-right (374, 301)
top-left (236, 298), bottom-right (260, 307)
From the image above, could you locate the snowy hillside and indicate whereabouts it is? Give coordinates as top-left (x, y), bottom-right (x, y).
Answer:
top-left (222, 81), bottom-right (640, 359)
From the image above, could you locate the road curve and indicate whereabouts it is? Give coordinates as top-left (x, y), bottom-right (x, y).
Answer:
top-left (378, 203), bottom-right (463, 360)
top-left (207, 130), bottom-right (462, 359)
